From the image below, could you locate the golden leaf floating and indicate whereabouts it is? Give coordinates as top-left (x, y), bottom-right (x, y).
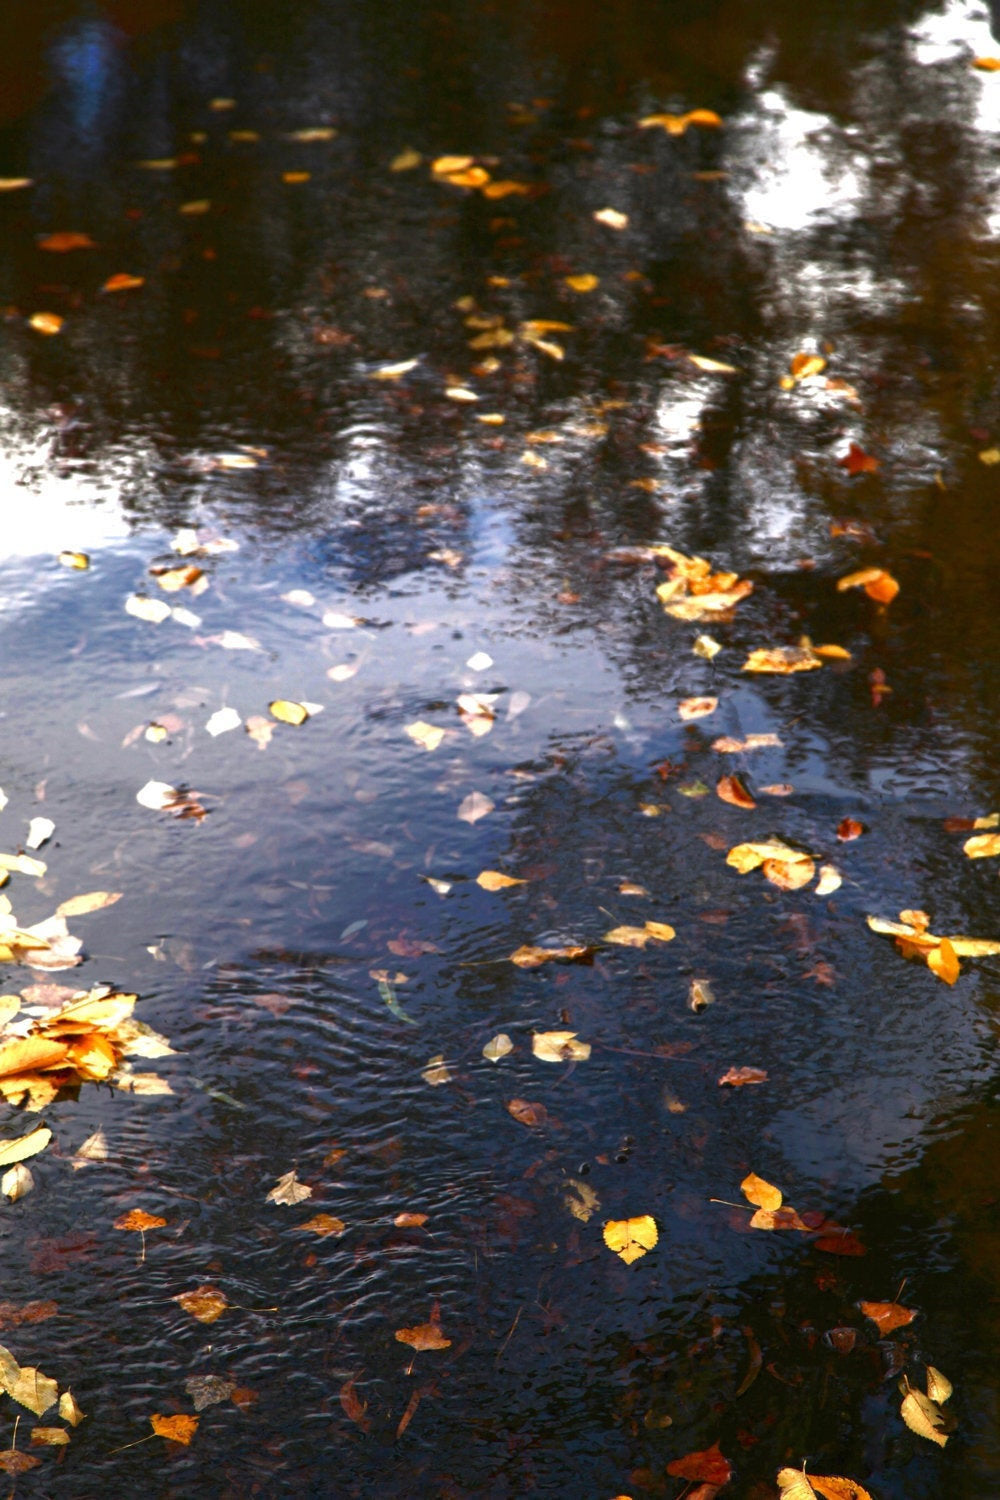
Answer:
top-left (718, 1066), bottom-right (767, 1087)
top-left (860, 1300), bottom-right (916, 1335)
top-left (150, 1413), bottom-right (199, 1445)
top-left (638, 108), bottom-right (722, 134)
top-left (900, 1375), bottom-right (951, 1447)
top-left (717, 774), bottom-right (756, 809)
top-left (0, 1450), bottom-right (39, 1474)
top-left (173, 1285), bottom-right (228, 1324)
top-left (678, 696), bottom-right (718, 720)
top-left (102, 272), bottom-right (144, 292)
top-left (269, 699), bottom-right (310, 725)
top-left (483, 1033), bottom-right (513, 1062)
top-left (594, 207), bottom-right (629, 229)
top-left (405, 720), bottom-right (445, 751)
top-left (59, 1390), bottom-right (85, 1425)
top-left (565, 273), bottom-right (599, 292)
top-left (475, 870), bottom-right (526, 890)
top-left (809, 1477), bottom-right (878, 1500)
top-left (603, 1215), bottom-right (658, 1265)
top-left (727, 839), bottom-right (815, 890)
top-left (58, 550), bottom-right (90, 569)
top-left (743, 645), bottom-right (822, 673)
top-left (0, 1125), bottom-right (52, 1166)
top-left (603, 921), bottom-right (675, 947)
top-left (30, 1427), bottom-right (69, 1447)
top-left (740, 1172), bottom-right (783, 1211)
top-left (395, 1316), bottom-right (450, 1351)
top-left (114, 1209), bottom-right (166, 1232)
top-left (299, 1214), bottom-right (346, 1236)
top-left (655, 546), bottom-right (753, 621)
top-left (38, 231), bottom-right (95, 252)
top-left (56, 891), bottom-right (122, 917)
top-left (532, 1031), bottom-right (591, 1062)
top-left (964, 832), bottom-right (1000, 859)
top-left (867, 911), bottom-right (1000, 982)
top-left (837, 567), bottom-right (900, 605)
top-left (509, 943), bottom-right (593, 968)
top-left (29, 312), bottom-right (63, 336)
top-left (0, 1343), bottom-right (58, 1416)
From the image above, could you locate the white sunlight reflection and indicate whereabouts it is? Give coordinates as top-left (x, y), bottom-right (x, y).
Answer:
top-left (0, 420), bottom-right (130, 561)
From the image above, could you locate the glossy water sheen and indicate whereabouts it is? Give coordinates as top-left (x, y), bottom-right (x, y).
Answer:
top-left (1, 1), bottom-right (1000, 1494)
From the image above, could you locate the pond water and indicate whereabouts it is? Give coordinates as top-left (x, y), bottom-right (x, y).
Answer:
top-left (1, 0), bottom-right (1000, 1495)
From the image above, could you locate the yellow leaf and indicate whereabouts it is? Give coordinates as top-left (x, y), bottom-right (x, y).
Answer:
top-left (284, 127), bottom-right (337, 142)
top-left (151, 1413), bottom-right (199, 1445)
top-left (926, 1365), bottom-right (953, 1403)
top-left (58, 550), bottom-right (90, 569)
top-left (282, 170), bottom-right (311, 184)
top-left (594, 207), bottom-right (628, 229)
top-left (763, 856), bottom-right (816, 890)
top-left (565, 274), bottom-right (598, 292)
top-left (405, 720), bottom-right (445, 751)
top-left (749, 1205), bottom-right (810, 1231)
top-left (373, 358), bottom-right (419, 380)
top-left (900, 1386), bottom-right (949, 1446)
top-left (973, 55), bottom-right (1000, 70)
top-left (173, 1285), bottom-right (227, 1323)
top-left (815, 864), bottom-right (842, 896)
top-left (114, 1209), bottom-right (167, 1231)
top-left (38, 232), bottom-right (95, 252)
top-left (421, 1054), bottom-right (452, 1086)
top-left (688, 353), bottom-right (740, 374)
top-left (56, 891), bottom-right (122, 918)
top-left (476, 870), bottom-right (526, 890)
top-left (269, 699), bottom-right (309, 725)
top-left (603, 1215), bottom-right (658, 1264)
top-left (395, 1320), bottom-right (451, 1350)
top-left (153, 564), bottom-right (204, 592)
top-left (29, 312), bottom-right (63, 336)
top-left (740, 1171), bottom-right (782, 1210)
top-left (693, 633), bottom-right (722, 659)
top-left (0, 852), bottom-right (46, 877)
top-left (789, 352), bottom-right (827, 380)
top-left (532, 1030), bottom-right (591, 1062)
top-left (727, 839), bottom-right (808, 873)
top-left (30, 1427), bottom-right (69, 1447)
top-left (837, 567), bottom-right (899, 604)
top-left (59, 1390), bottom-right (85, 1426)
top-left (604, 925), bottom-right (653, 947)
top-left (482, 1033), bottom-right (513, 1062)
top-left (431, 155), bottom-right (474, 175)
top-left (678, 696), bottom-right (718, 720)
top-left (0, 1037), bottom-right (68, 1079)
top-left (743, 645), bottom-right (822, 673)
top-left (0, 178), bottom-right (32, 191)
top-left (644, 920), bottom-right (676, 942)
top-left (481, 179), bottom-right (531, 198)
top-left (178, 199), bottom-right (211, 215)
top-left (48, 991), bottom-right (136, 1030)
top-left (564, 1178), bottom-right (600, 1222)
top-left (777, 1468), bottom-right (818, 1499)
top-left (964, 832), bottom-right (1000, 859)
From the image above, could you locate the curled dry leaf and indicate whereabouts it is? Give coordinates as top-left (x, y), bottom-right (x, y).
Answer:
top-left (173, 1285), bottom-right (228, 1324)
top-left (150, 1413), bottom-right (199, 1445)
top-left (267, 1170), bottom-right (312, 1206)
top-left (532, 1031), bottom-right (591, 1062)
top-left (603, 1215), bottom-right (658, 1265)
top-left (395, 1319), bottom-right (450, 1351)
top-left (809, 1477), bottom-right (878, 1500)
top-left (860, 1300), bottom-right (916, 1335)
top-left (483, 1033), bottom-right (513, 1062)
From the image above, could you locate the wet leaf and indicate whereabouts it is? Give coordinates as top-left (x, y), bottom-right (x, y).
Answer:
top-left (837, 818), bottom-right (865, 841)
top-left (0, 178), bottom-right (32, 192)
top-left (457, 791), bottom-right (494, 824)
top-left (38, 231), bottom-right (95, 252)
top-left (678, 696), bottom-right (718, 720)
top-left (71, 1129), bottom-right (108, 1169)
top-left (741, 1172), bottom-right (782, 1210)
top-left (964, 832), bottom-right (1000, 859)
top-left (810, 1478), bottom-right (878, 1500)
top-left (476, 870), bottom-right (526, 891)
top-left (532, 1031), bottom-right (591, 1062)
top-left (727, 839), bottom-right (809, 874)
top-left (666, 1442), bottom-right (731, 1484)
top-left (394, 1212), bottom-right (428, 1228)
top-left (687, 353), bottom-right (740, 374)
top-left (815, 865), bottom-right (842, 896)
top-left (565, 273), bottom-right (599, 292)
top-left (339, 1378), bottom-right (370, 1431)
top-left (483, 1033), bottom-right (513, 1062)
top-left (639, 108), bottom-right (723, 134)
top-left (718, 1067), bottom-right (767, 1087)
top-left (777, 1471), bottom-right (818, 1499)
top-left (837, 567), bottom-right (899, 604)
top-left (506, 1098), bottom-right (548, 1127)
top-left (2, 1164), bottom-right (33, 1201)
top-left (267, 1170), bottom-right (312, 1206)
top-left (0, 1451), bottom-right (39, 1474)
top-left (926, 1365), bottom-right (953, 1403)
top-left (927, 937), bottom-right (960, 985)
top-left (58, 1390), bottom-right (85, 1425)
top-left (593, 207), bottom-right (628, 229)
top-left (0, 1124), bottom-right (52, 1164)
top-left (421, 1054), bottom-right (452, 1086)
top-left (743, 645), bottom-right (822, 673)
top-left (28, 312), bottom-right (63, 335)
top-left (693, 633), bottom-right (722, 659)
top-left (173, 1285), bottom-right (228, 1323)
top-left (688, 978), bottom-right (715, 1012)
top-left (713, 732), bottom-right (782, 752)
top-left (900, 1384), bottom-right (949, 1446)
top-left (114, 1209), bottom-right (166, 1232)
top-left (838, 441), bottom-right (880, 475)
top-left (151, 1413), bottom-right (198, 1445)
top-left (395, 1319), bottom-right (450, 1350)
top-left (56, 891), bottom-right (122, 917)
top-left (750, 1205), bottom-right (810, 1231)
top-left (0, 1346), bottom-right (58, 1415)
top-left (788, 352), bottom-right (827, 381)
top-left (58, 550), bottom-right (90, 569)
top-left (102, 272), bottom-right (144, 292)
top-left (717, 775), bottom-right (756, 809)
top-left (860, 1300), bottom-right (916, 1335)
top-left (406, 720), bottom-right (445, 751)
top-left (125, 593), bottom-right (171, 623)
top-left (269, 699), bottom-right (310, 725)
top-left (30, 1427), bottom-right (69, 1446)
top-left (185, 1375), bottom-right (236, 1411)
top-left (603, 1215), bottom-right (658, 1265)
top-left (509, 943), bottom-right (593, 967)
top-left (564, 1178), bottom-right (600, 1223)
top-left (299, 1213), bottom-right (346, 1236)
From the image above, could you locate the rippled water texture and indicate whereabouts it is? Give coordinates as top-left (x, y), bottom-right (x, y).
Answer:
top-left (1, 0), bottom-right (1000, 1494)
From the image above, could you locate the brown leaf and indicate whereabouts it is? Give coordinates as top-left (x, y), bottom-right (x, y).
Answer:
top-left (299, 1214), bottom-right (345, 1236)
top-left (150, 1413), bottom-right (198, 1445)
top-left (340, 1378), bottom-right (370, 1431)
top-left (173, 1285), bottom-right (227, 1323)
top-left (860, 1300), bottom-right (916, 1335)
top-left (185, 1375), bottom-right (236, 1411)
top-left (395, 1320), bottom-right (451, 1351)
top-left (838, 442), bottom-right (880, 475)
top-left (0, 1451), bottom-right (40, 1474)
top-left (837, 817), bottom-right (865, 841)
top-left (509, 943), bottom-right (594, 968)
top-left (30, 1427), bottom-right (69, 1446)
top-left (506, 1098), bottom-right (548, 1127)
top-left (666, 1442), bottom-right (732, 1485)
top-left (718, 1066), bottom-right (767, 1087)
top-left (266, 1170), bottom-right (312, 1206)
top-left (717, 775), bottom-right (756, 809)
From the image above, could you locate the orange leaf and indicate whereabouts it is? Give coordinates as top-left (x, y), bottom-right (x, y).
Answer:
top-left (860, 1300), bottom-right (916, 1335)
top-left (28, 312), bottom-right (63, 336)
top-left (678, 696), bottom-right (718, 721)
top-left (789, 352), bottom-right (826, 380)
top-left (762, 856), bottom-right (815, 890)
top-left (506, 1098), bottom-right (548, 1128)
top-left (114, 1209), bottom-right (166, 1232)
top-left (718, 1066), bottom-right (767, 1087)
top-left (927, 937), bottom-right (960, 985)
top-left (38, 231), bottom-right (96, 252)
top-left (150, 1413), bottom-right (198, 1445)
top-left (394, 1320), bottom-right (451, 1351)
top-left (838, 442), bottom-right (880, 475)
top-left (750, 1205), bottom-right (810, 1231)
top-left (509, 944), bottom-right (593, 968)
top-left (102, 273), bottom-right (144, 292)
top-left (299, 1214), bottom-right (345, 1236)
top-left (394, 1212), bottom-right (429, 1227)
top-left (173, 1285), bottom-right (227, 1323)
top-left (0, 1451), bottom-right (40, 1474)
top-left (717, 775), bottom-right (756, 809)
top-left (837, 817), bottom-right (865, 841)
top-left (810, 1478), bottom-right (877, 1500)
top-left (666, 1442), bottom-right (732, 1485)
top-left (0, 1035), bottom-right (69, 1078)
top-left (339, 1378), bottom-right (370, 1431)
top-left (741, 1171), bottom-right (782, 1210)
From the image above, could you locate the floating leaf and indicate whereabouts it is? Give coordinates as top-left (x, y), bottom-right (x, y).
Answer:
top-left (59, 1390), bottom-right (85, 1425)
top-left (476, 870), bottom-right (526, 891)
top-left (693, 633), bottom-right (722, 659)
top-left (639, 108), bottom-right (723, 135)
top-left (29, 312), bottom-right (63, 336)
top-left (71, 1129), bottom-right (108, 1169)
top-left (299, 1214), bottom-right (346, 1236)
top-left (457, 791), bottom-right (494, 824)
top-left (743, 645), bottom-right (822, 673)
top-left (421, 1054), bottom-right (452, 1086)
top-left (173, 1285), bottom-right (227, 1323)
top-left (750, 1205), bottom-right (810, 1231)
top-left (269, 699), bottom-right (309, 725)
top-left (406, 721), bottom-right (445, 751)
top-left (718, 1066), bottom-right (767, 1087)
top-left (0, 1345), bottom-right (58, 1415)
top-left (741, 1172), bottom-right (782, 1210)
top-left (810, 1478), bottom-right (878, 1500)
top-left (0, 1451), bottom-right (39, 1474)
top-left (926, 1365), bottom-right (953, 1403)
top-left (532, 1031), bottom-right (591, 1062)
top-left (687, 353), bottom-right (740, 374)
top-left (483, 1033), bottom-right (513, 1062)
top-left (102, 272), bottom-right (144, 292)
top-left (506, 1098), bottom-right (548, 1127)
top-left (25, 818), bottom-right (54, 850)
top-left (678, 696), bottom-right (718, 720)
top-left (927, 937), bottom-right (960, 985)
top-left (717, 775), bottom-right (756, 809)
top-left (185, 1375), bottom-right (236, 1411)
top-left (777, 1471), bottom-right (819, 1500)
top-left (58, 550), bottom-right (90, 569)
top-left (1, 1164), bottom-right (33, 1201)
top-left (860, 1300), bottom-right (916, 1335)
top-left (38, 232), bottom-right (95, 253)
top-left (114, 1209), bottom-right (166, 1232)
top-left (603, 1215), bottom-right (658, 1265)
top-left (267, 1170), bottom-right (312, 1206)
top-left (837, 567), bottom-right (899, 604)
top-left (593, 207), bottom-right (628, 229)
top-left (900, 1383), bottom-right (949, 1446)
top-left (815, 865), bottom-right (842, 896)
top-left (125, 593), bottom-right (171, 623)
top-left (564, 1178), bottom-right (600, 1223)
top-left (964, 832), bottom-right (1000, 859)
top-left (395, 1319), bottom-right (450, 1350)
top-left (0, 1125), bottom-right (52, 1164)
top-left (151, 1413), bottom-right (198, 1445)
top-left (56, 891), bottom-right (122, 918)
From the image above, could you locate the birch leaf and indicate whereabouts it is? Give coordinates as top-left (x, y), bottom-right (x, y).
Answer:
top-left (900, 1385), bottom-right (949, 1445)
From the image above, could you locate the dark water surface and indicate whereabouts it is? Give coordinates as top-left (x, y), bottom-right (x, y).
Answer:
top-left (1, 1), bottom-right (1000, 1495)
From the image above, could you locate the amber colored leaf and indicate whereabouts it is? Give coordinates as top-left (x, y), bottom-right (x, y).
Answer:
top-left (900, 1385), bottom-right (948, 1446)
top-left (506, 1098), bottom-right (548, 1127)
top-left (813, 1228), bottom-right (866, 1255)
top-left (0, 1451), bottom-right (40, 1474)
top-left (114, 1209), bottom-right (166, 1232)
top-left (838, 441), bottom-right (880, 475)
top-left (789, 352), bottom-right (826, 380)
top-left (509, 943), bottom-right (593, 968)
top-left (964, 832), bottom-right (1000, 859)
top-left (718, 1066), bottom-right (767, 1087)
top-left (151, 1413), bottom-right (199, 1445)
top-left (394, 1212), bottom-right (428, 1228)
top-left (0, 1125), bottom-right (53, 1165)
top-left (678, 696), bottom-right (718, 721)
top-left (927, 938), bottom-right (960, 985)
top-left (395, 1320), bottom-right (450, 1351)
top-left (717, 775), bottom-right (756, 809)
top-left (0, 1037), bottom-right (68, 1079)
top-left (741, 1172), bottom-right (782, 1210)
top-left (565, 274), bottom-right (598, 292)
top-left (860, 1300), bottom-right (916, 1335)
top-left (29, 312), bottom-right (63, 335)
top-left (532, 1030), bottom-right (591, 1062)
top-left (973, 54), bottom-right (1000, 70)
top-left (103, 273), bottom-right (144, 292)
top-left (603, 1215), bottom-right (658, 1265)
top-left (926, 1365), bottom-right (953, 1403)
top-left (38, 231), bottom-right (95, 252)
top-left (59, 1390), bottom-right (85, 1425)
top-left (837, 817), bottom-right (865, 841)
top-left (809, 1478), bottom-right (877, 1500)
top-left (837, 567), bottom-right (899, 604)
top-left (777, 1472), bottom-right (818, 1500)
top-left (750, 1206), bottom-right (810, 1231)
top-left (30, 1427), bottom-right (69, 1447)
top-left (56, 890), bottom-right (122, 917)
top-left (269, 699), bottom-right (309, 725)
top-left (743, 645), bottom-right (822, 673)
top-left (173, 1285), bottom-right (227, 1323)
top-left (476, 870), bottom-right (527, 890)
top-left (299, 1213), bottom-right (346, 1236)
top-left (666, 1442), bottom-right (732, 1484)
top-left (765, 857), bottom-right (816, 890)
top-left (152, 564), bottom-right (203, 592)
